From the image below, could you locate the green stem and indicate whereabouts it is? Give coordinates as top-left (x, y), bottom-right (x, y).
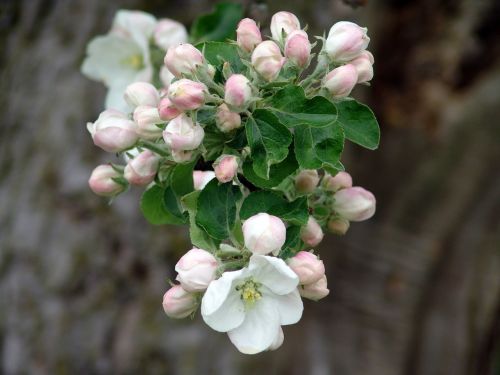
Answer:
top-left (138, 140), bottom-right (170, 157)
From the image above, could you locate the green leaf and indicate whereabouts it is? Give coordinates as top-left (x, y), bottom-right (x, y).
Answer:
top-left (335, 99), bottom-right (380, 150)
top-left (182, 191), bottom-right (220, 252)
top-left (242, 150), bottom-right (298, 189)
top-left (294, 122), bottom-right (345, 174)
top-left (240, 191), bottom-right (308, 226)
top-left (267, 85), bottom-right (338, 128)
top-left (202, 128), bottom-right (227, 161)
top-left (169, 161), bottom-right (196, 198)
top-left (190, 3), bottom-right (243, 43)
top-left (140, 184), bottom-right (186, 225)
top-left (246, 109), bottom-right (292, 179)
top-left (279, 225), bottom-right (304, 259)
top-left (164, 187), bottom-right (188, 222)
top-left (196, 180), bottom-right (243, 240)
top-left (197, 42), bottom-right (245, 74)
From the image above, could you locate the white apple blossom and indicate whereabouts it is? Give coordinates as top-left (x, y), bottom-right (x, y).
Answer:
top-left (201, 255), bottom-right (303, 354)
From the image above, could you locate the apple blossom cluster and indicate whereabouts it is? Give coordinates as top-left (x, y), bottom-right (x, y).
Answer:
top-left (83, 7), bottom-right (380, 355)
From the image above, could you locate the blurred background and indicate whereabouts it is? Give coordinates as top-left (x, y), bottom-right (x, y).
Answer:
top-left (1, 0), bottom-right (499, 374)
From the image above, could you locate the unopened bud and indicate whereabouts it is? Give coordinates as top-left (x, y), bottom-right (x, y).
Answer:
top-left (326, 21), bottom-right (370, 63)
top-left (88, 164), bottom-right (126, 197)
top-left (243, 213), bottom-right (286, 255)
top-left (87, 109), bottom-right (138, 153)
top-left (154, 19), bottom-right (188, 51)
top-left (216, 103), bottom-right (241, 132)
top-left (284, 30), bottom-right (311, 68)
top-left (323, 171), bottom-right (353, 192)
top-left (164, 43), bottom-right (205, 78)
top-left (236, 18), bottom-right (262, 53)
top-left (287, 251), bottom-right (325, 285)
top-left (224, 74), bottom-right (252, 111)
top-left (163, 114), bottom-right (204, 151)
top-left (158, 97), bottom-right (181, 121)
top-left (133, 105), bottom-right (163, 140)
top-left (295, 169), bottom-right (319, 194)
top-left (193, 170), bottom-right (216, 190)
top-left (171, 149), bottom-right (194, 163)
top-left (300, 217), bottom-right (324, 248)
top-left (327, 217), bottom-right (350, 235)
top-left (270, 11), bottom-right (300, 43)
top-left (251, 41), bottom-right (285, 81)
top-left (167, 79), bottom-right (207, 111)
top-left (175, 248), bottom-right (218, 292)
top-left (349, 51), bottom-right (374, 83)
top-left (162, 285), bottom-right (198, 319)
top-left (124, 150), bottom-right (159, 186)
top-left (333, 186), bottom-right (376, 221)
top-left (214, 155), bottom-right (239, 183)
top-left (299, 275), bottom-right (330, 301)
top-left (323, 64), bottom-right (358, 99)
top-left (124, 82), bottom-right (160, 108)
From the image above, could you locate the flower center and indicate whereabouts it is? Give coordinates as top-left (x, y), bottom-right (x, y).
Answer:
top-left (123, 54), bottom-right (144, 70)
top-left (236, 278), bottom-right (262, 308)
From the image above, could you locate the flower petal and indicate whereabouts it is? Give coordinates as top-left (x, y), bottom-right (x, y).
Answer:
top-left (249, 255), bottom-right (299, 295)
top-left (201, 270), bottom-right (245, 332)
top-left (227, 297), bottom-right (280, 354)
top-left (269, 288), bottom-right (303, 325)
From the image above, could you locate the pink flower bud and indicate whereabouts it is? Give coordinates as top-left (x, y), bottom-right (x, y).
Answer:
top-left (171, 149), bottom-right (194, 163)
top-left (236, 18), bottom-right (262, 53)
top-left (300, 217), bottom-right (324, 248)
top-left (124, 82), bottom-right (160, 109)
top-left (133, 105), bottom-right (163, 140)
top-left (214, 155), bottom-right (239, 183)
top-left (163, 114), bottom-right (204, 151)
top-left (224, 74), bottom-right (252, 110)
top-left (270, 11), bottom-right (300, 43)
top-left (216, 103), bottom-right (241, 132)
top-left (159, 66), bottom-right (175, 88)
top-left (295, 169), bottom-right (319, 193)
top-left (287, 251), bottom-right (325, 285)
top-left (299, 275), bottom-right (330, 301)
top-left (242, 213), bottom-right (286, 255)
top-left (251, 41), bottom-right (285, 81)
top-left (167, 79), bottom-right (207, 111)
top-left (284, 30), bottom-right (311, 68)
top-left (158, 97), bottom-right (181, 121)
top-left (164, 43), bottom-right (205, 78)
top-left (323, 171), bottom-right (353, 192)
top-left (349, 51), bottom-right (374, 83)
top-left (323, 64), bottom-right (358, 99)
top-left (333, 186), bottom-right (376, 221)
top-left (175, 248), bottom-right (218, 292)
top-left (326, 21), bottom-right (370, 62)
top-left (87, 109), bottom-right (139, 153)
top-left (327, 217), bottom-right (350, 235)
top-left (154, 19), bottom-right (188, 51)
top-left (88, 164), bottom-right (125, 197)
top-left (193, 170), bottom-right (216, 190)
top-left (162, 285), bottom-right (198, 319)
top-left (124, 150), bottom-right (160, 186)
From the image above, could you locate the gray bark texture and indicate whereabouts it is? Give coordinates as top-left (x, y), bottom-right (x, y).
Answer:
top-left (1, 0), bottom-right (499, 374)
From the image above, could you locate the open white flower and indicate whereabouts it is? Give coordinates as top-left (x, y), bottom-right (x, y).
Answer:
top-left (201, 254), bottom-right (303, 354)
top-left (81, 10), bottom-right (157, 111)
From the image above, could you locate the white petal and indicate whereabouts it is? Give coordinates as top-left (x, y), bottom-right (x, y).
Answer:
top-left (249, 255), bottom-right (299, 295)
top-left (201, 270), bottom-right (245, 332)
top-left (270, 288), bottom-right (303, 325)
top-left (105, 84), bottom-right (130, 112)
top-left (112, 10), bottom-right (157, 50)
top-left (227, 297), bottom-right (280, 354)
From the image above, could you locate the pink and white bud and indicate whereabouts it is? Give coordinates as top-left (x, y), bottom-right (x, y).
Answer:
top-left (333, 186), bottom-right (376, 221)
top-left (268, 327), bottom-right (284, 351)
top-left (242, 213), bottom-right (286, 255)
top-left (133, 105), bottom-right (163, 140)
top-left (295, 169), bottom-right (320, 194)
top-left (175, 248), bottom-right (218, 292)
top-left (300, 217), bottom-right (324, 248)
top-left (163, 114), bottom-right (204, 151)
top-left (124, 150), bottom-right (160, 186)
top-left (287, 251), bottom-right (325, 285)
top-left (216, 103), bottom-right (241, 132)
top-left (284, 30), bottom-right (311, 68)
top-left (164, 43), bottom-right (205, 78)
top-left (87, 109), bottom-right (138, 153)
top-left (162, 285), bottom-right (198, 319)
top-left (154, 19), bottom-right (188, 51)
top-left (158, 97), bottom-right (181, 121)
top-left (299, 275), bottom-right (330, 301)
top-left (326, 21), bottom-right (370, 62)
top-left (88, 164), bottom-right (125, 197)
top-left (323, 171), bottom-right (353, 192)
top-left (124, 82), bottom-right (160, 109)
top-left (349, 51), bottom-right (374, 83)
top-left (159, 66), bottom-right (175, 89)
top-left (270, 11), bottom-right (301, 43)
top-left (323, 64), bottom-right (358, 99)
top-left (251, 41), bottom-right (286, 81)
top-left (224, 74), bottom-right (252, 110)
top-left (193, 170), bottom-right (216, 190)
top-left (171, 149), bottom-right (194, 163)
top-left (236, 18), bottom-right (262, 53)
top-left (214, 155), bottom-right (239, 183)
top-left (327, 217), bottom-right (350, 235)
top-left (167, 79), bottom-right (207, 111)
